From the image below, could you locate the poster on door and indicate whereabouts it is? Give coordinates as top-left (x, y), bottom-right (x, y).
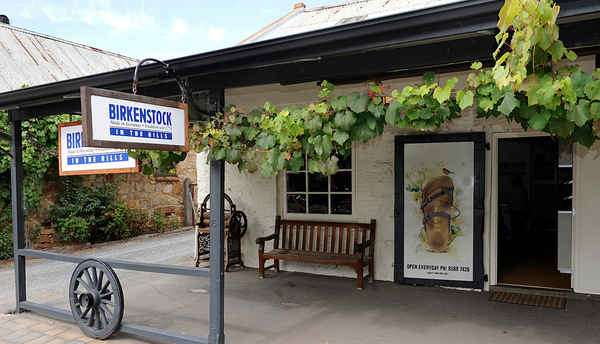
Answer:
top-left (395, 133), bottom-right (484, 288)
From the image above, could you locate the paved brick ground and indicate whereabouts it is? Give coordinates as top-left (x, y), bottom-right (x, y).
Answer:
top-left (0, 313), bottom-right (149, 344)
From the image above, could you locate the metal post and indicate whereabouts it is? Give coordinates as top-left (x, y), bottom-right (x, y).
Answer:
top-left (183, 178), bottom-right (194, 227)
top-left (208, 158), bottom-right (225, 344)
top-left (10, 119), bottom-right (26, 312)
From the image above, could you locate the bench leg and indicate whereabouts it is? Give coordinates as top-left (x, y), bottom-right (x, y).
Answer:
top-left (274, 259), bottom-right (280, 272)
top-left (356, 264), bottom-right (364, 290)
top-left (258, 255), bottom-right (265, 279)
top-left (369, 260), bottom-right (374, 282)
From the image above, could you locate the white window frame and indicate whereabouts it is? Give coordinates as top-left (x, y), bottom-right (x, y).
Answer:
top-left (280, 148), bottom-right (357, 221)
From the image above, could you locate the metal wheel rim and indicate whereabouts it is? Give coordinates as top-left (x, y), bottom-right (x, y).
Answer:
top-left (69, 259), bottom-right (124, 340)
top-left (231, 211), bottom-right (248, 238)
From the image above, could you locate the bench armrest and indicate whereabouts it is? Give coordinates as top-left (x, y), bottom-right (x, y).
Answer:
top-left (354, 240), bottom-right (373, 260)
top-left (256, 233), bottom-right (278, 246)
top-left (354, 240), bottom-right (372, 252)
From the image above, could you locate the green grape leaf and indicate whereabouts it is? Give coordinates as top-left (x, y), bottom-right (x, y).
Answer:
top-left (366, 116), bottom-right (377, 130)
top-left (242, 127), bottom-right (260, 141)
top-left (368, 102), bottom-right (386, 118)
top-left (528, 111), bottom-right (551, 130)
top-left (591, 102), bottom-right (600, 119)
top-left (498, 92), bottom-right (520, 115)
top-left (334, 110), bottom-right (357, 131)
top-left (260, 159), bottom-right (274, 177)
top-left (225, 125), bottom-right (242, 138)
top-left (423, 72), bottom-right (435, 84)
top-left (269, 149), bottom-right (286, 171)
top-left (573, 124), bottom-right (596, 147)
top-left (323, 156), bottom-right (339, 176)
top-left (333, 130), bottom-right (350, 145)
top-left (351, 121), bottom-right (376, 142)
top-left (548, 118), bottom-right (574, 139)
top-left (572, 70), bottom-right (593, 98)
top-left (331, 96), bottom-right (347, 111)
top-left (471, 61), bottom-right (483, 70)
top-left (385, 100), bottom-right (404, 125)
top-left (347, 92), bottom-right (369, 113)
top-left (549, 41), bottom-right (566, 62)
top-left (286, 152), bottom-right (305, 172)
top-left (213, 148), bottom-right (226, 160)
top-left (584, 80), bottom-right (600, 101)
top-left (478, 96), bottom-right (494, 112)
top-left (305, 114), bottom-right (323, 132)
top-left (457, 90), bottom-right (474, 110)
top-left (256, 132), bottom-right (276, 149)
top-left (567, 100), bottom-right (591, 127)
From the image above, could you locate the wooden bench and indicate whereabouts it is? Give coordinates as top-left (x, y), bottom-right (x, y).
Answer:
top-left (256, 216), bottom-right (376, 289)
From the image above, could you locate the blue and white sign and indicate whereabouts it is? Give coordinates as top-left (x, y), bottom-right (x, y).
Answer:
top-left (59, 122), bottom-right (138, 176)
top-left (81, 87), bottom-right (189, 152)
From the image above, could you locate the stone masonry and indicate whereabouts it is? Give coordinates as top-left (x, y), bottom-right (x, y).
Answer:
top-left (26, 152), bottom-right (197, 246)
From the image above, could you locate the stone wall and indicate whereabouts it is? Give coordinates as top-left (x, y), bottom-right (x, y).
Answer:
top-left (27, 151), bottom-right (197, 246)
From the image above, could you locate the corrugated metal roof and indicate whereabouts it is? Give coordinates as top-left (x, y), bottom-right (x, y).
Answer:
top-left (0, 22), bottom-right (137, 93)
top-left (241, 0), bottom-right (466, 44)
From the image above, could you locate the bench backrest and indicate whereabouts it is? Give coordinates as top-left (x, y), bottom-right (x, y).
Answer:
top-left (275, 216), bottom-right (376, 257)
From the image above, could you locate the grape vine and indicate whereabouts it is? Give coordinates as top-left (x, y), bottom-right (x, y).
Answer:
top-left (181, 0), bottom-right (600, 176)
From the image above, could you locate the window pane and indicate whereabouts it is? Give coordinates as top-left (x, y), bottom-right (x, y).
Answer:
top-left (331, 171), bottom-right (352, 192)
top-left (308, 194), bottom-right (328, 214)
top-left (339, 154), bottom-right (351, 169)
top-left (287, 194), bottom-right (307, 213)
top-left (331, 194), bottom-right (352, 214)
top-left (308, 173), bottom-right (328, 192)
top-left (286, 172), bottom-right (306, 192)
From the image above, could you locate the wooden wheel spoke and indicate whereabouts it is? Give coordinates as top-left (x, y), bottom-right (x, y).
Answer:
top-left (82, 306), bottom-right (91, 319)
top-left (83, 269), bottom-right (94, 289)
top-left (97, 271), bottom-right (104, 291)
top-left (77, 277), bottom-right (93, 292)
top-left (99, 306), bottom-right (109, 327)
top-left (90, 267), bottom-right (98, 287)
top-left (100, 303), bottom-right (114, 319)
top-left (101, 299), bottom-right (113, 306)
top-left (101, 280), bottom-right (111, 294)
top-left (95, 309), bottom-right (102, 330)
top-left (100, 291), bottom-right (113, 298)
top-left (87, 307), bottom-right (95, 326)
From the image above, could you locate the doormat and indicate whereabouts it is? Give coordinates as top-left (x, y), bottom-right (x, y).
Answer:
top-left (489, 291), bottom-right (566, 309)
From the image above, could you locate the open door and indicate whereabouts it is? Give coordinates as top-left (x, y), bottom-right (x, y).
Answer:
top-left (497, 137), bottom-right (571, 290)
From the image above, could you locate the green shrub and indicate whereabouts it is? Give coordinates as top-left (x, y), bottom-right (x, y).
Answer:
top-left (49, 178), bottom-right (176, 243)
top-left (126, 209), bottom-right (150, 236)
top-left (54, 216), bottom-right (89, 242)
top-left (151, 214), bottom-right (179, 233)
top-left (0, 227), bottom-right (12, 260)
top-left (50, 178), bottom-right (117, 243)
top-left (104, 201), bottom-right (130, 240)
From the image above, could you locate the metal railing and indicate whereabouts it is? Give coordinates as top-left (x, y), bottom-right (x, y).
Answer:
top-left (9, 119), bottom-right (227, 344)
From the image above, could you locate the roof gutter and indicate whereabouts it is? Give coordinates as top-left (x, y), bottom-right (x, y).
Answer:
top-left (1, 0), bottom-right (599, 110)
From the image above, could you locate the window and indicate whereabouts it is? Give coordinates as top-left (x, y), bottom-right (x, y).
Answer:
top-left (285, 153), bottom-right (353, 216)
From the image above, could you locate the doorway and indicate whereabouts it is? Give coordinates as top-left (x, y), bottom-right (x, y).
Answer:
top-left (497, 136), bottom-right (571, 290)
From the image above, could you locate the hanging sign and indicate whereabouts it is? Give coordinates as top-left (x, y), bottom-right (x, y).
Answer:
top-left (58, 122), bottom-right (138, 176)
top-left (395, 133), bottom-right (485, 289)
top-left (81, 86), bottom-right (189, 152)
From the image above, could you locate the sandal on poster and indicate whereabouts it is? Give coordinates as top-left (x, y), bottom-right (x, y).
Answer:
top-left (422, 206), bottom-right (452, 252)
top-left (421, 175), bottom-right (454, 212)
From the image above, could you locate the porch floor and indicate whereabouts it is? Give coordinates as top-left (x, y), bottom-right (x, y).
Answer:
top-left (31, 267), bottom-right (599, 344)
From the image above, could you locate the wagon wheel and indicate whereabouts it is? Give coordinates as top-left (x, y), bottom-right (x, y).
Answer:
top-left (69, 259), bottom-right (124, 340)
top-left (229, 210), bottom-right (248, 238)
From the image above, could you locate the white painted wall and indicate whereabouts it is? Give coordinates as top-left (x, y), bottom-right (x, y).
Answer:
top-left (197, 56), bottom-right (600, 293)
top-left (573, 142), bottom-right (600, 294)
